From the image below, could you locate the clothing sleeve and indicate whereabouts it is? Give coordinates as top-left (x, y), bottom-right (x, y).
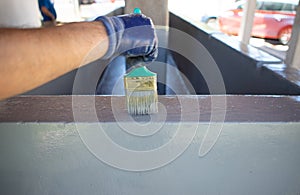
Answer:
top-left (38, 0), bottom-right (48, 8)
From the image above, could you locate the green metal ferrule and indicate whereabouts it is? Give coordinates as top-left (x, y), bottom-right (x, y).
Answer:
top-left (125, 66), bottom-right (156, 77)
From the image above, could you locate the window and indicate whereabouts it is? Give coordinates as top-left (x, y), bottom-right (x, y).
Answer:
top-left (282, 3), bottom-right (297, 12)
top-left (258, 2), bottom-right (296, 12)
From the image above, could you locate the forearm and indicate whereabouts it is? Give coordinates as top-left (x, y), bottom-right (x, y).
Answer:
top-left (0, 21), bottom-right (108, 100)
top-left (41, 6), bottom-right (56, 21)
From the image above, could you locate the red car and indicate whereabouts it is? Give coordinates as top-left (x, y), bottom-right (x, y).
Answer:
top-left (218, 0), bottom-right (298, 44)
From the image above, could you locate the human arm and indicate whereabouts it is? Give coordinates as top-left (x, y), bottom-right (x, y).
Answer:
top-left (40, 6), bottom-right (56, 22)
top-left (0, 22), bottom-right (109, 100)
top-left (0, 12), bottom-right (158, 100)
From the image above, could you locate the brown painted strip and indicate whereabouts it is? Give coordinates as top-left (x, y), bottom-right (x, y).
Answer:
top-left (0, 95), bottom-right (299, 122)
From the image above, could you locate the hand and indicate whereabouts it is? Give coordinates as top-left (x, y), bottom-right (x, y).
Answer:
top-left (95, 12), bottom-right (158, 65)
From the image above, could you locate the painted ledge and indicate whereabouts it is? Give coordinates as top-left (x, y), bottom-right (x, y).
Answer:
top-left (0, 95), bottom-right (300, 123)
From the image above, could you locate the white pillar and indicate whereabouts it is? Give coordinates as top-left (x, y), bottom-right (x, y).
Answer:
top-left (0, 0), bottom-right (41, 28)
top-left (285, 1), bottom-right (300, 70)
top-left (73, 0), bottom-right (80, 19)
top-left (238, 0), bottom-right (256, 44)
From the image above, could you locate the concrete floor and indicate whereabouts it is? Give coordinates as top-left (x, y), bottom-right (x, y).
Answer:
top-left (251, 38), bottom-right (288, 60)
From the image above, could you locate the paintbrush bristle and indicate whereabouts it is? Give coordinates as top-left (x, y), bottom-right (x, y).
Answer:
top-left (126, 90), bottom-right (158, 115)
top-left (124, 67), bottom-right (158, 115)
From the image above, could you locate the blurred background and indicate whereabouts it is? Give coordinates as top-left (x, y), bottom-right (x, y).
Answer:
top-left (54, 0), bottom-right (293, 60)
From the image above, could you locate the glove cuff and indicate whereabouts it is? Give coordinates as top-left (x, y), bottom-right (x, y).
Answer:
top-left (94, 16), bottom-right (123, 59)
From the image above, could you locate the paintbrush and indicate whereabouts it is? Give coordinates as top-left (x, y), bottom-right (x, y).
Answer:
top-left (124, 65), bottom-right (158, 115)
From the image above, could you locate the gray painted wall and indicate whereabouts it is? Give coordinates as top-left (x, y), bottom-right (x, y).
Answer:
top-left (0, 122), bottom-right (300, 194)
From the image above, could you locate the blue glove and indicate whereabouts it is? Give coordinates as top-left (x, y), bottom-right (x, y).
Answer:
top-left (95, 12), bottom-right (158, 65)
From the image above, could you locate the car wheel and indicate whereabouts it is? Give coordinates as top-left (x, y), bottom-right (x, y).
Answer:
top-left (278, 27), bottom-right (292, 45)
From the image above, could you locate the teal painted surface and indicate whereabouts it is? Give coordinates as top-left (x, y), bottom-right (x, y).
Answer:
top-left (0, 123), bottom-right (300, 195)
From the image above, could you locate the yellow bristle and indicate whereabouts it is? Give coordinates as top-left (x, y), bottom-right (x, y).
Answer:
top-left (124, 66), bottom-right (158, 115)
